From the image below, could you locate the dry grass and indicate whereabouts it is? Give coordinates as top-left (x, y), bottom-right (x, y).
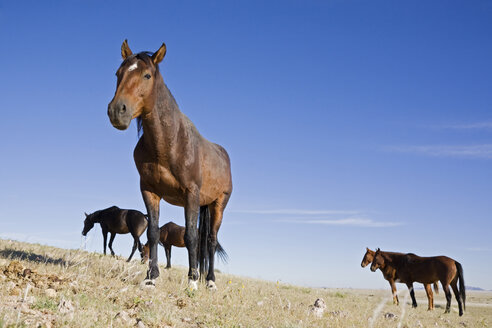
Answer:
top-left (0, 239), bottom-right (491, 328)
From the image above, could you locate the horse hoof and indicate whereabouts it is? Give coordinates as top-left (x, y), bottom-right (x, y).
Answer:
top-left (206, 280), bottom-right (217, 291)
top-left (188, 279), bottom-right (198, 291)
top-left (141, 279), bottom-right (156, 289)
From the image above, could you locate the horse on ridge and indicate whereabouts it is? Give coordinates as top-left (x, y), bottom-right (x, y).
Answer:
top-left (82, 206), bottom-right (148, 262)
top-left (371, 248), bottom-right (465, 316)
top-left (107, 40), bottom-right (232, 290)
top-left (361, 247), bottom-right (439, 309)
top-left (141, 221), bottom-right (228, 268)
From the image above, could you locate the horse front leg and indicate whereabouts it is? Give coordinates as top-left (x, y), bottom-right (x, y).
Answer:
top-left (389, 280), bottom-right (399, 305)
top-left (102, 228), bottom-right (108, 255)
top-left (142, 189), bottom-right (161, 282)
top-left (424, 283), bottom-right (434, 310)
top-left (184, 189), bottom-right (200, 290)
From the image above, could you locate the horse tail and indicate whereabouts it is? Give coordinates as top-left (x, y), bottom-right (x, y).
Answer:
top-left (433, 281), bottom-right (439, 294)
top-left (198, 205), bottom-right (210, 281)
top-left (456, 261), bottom-right (466, 310)
top-left (216, 241), bottom-right (229, 264)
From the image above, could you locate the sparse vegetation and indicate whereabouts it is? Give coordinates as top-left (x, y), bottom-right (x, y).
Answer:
top-left (0, 238), bottom-right (491, 327)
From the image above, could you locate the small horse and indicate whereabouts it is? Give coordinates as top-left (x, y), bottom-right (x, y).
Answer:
top-left (82, 206), bottom-right (148, 262)
top-left (371, 248), bottom-right (465, 316)
top-left (142, 221), bottom-right (228, 268)
top-left (108, 40), bottom-right (232, 289)
top-left (361, 247), bottom-right (438, 308)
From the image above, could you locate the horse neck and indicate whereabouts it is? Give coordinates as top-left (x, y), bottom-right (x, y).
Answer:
top-left (141, 75), bottom-right (180, 154)
top-left (89, 211), bottom-right (102, 223)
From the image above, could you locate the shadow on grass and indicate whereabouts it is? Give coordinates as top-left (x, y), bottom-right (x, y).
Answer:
top-left (0, 248), bottom-right (69, 266)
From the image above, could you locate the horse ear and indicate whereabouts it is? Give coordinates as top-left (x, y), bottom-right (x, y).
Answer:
top-left (84, 212), bottom-right (88, 217)
top-left (121, 39), bottom-right (133, 59)
top-left (366, 247), bottom-right (369, 251)
top-left (151, 42), bottom-right (167, 64)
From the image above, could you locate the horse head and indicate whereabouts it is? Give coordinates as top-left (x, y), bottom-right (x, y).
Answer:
top-left (370, 248), bottom-right (385, 272)
top-left (108, 40), bottom-right (167, 131)
top-left (361, 247), bottom-right (375, 268)
top-left (82, 212), bottom-right (95, 236)
top-left (141, 242), bottom-right (150, 263)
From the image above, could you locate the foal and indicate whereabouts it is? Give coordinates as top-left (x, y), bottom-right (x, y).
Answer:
top-left (142, 221), bottom-right (228, 268)
top-left (82, 206), bottom-right (148, 262)
top-left (361, 247), bottom-right (438, 308)
top-left (371, 248), bottom-right (465, 316)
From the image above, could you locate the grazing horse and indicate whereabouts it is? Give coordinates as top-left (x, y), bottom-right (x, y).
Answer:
top-left (82, 206), bottom-right (148, 262)
top-left (141, 221), bottom-right (228, 268)
top-left (371, 248), bottom-right (465, 316)
top-left (107, 40), bottom-right (232, 289)
top-left (361, 247), bottom-right (439, 308)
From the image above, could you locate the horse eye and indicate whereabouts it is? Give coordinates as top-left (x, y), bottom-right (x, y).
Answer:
top-left (144, 74), bottom-right (151, 80)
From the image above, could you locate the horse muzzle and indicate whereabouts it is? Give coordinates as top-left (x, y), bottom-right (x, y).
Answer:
top-left (108, 100), bottom-right (132, 130)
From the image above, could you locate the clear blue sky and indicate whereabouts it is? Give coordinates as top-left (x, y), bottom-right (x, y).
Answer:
top-left (1, 1), bottom-right (491, 289)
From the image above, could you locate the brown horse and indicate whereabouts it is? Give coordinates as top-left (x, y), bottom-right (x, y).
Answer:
top-left (371, 248), bottom-right (465, 316)
top-left (141, 221), bottom-right (228, 268)
top-left (107, 40), bottom-right (233, 289)
top-left (82, 206), bottom-right (148, 262)
top-left (361, 248), bottom-right (438, 308)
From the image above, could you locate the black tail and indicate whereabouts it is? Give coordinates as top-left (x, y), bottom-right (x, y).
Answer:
top-left (456, 261), bottom-right (466, 311)
top-left (198, 206), bottom-right (210, 281)
top-left (216, 241), bottom-right (229, 264)
top-left (198, 206), bottom-right (229, 280)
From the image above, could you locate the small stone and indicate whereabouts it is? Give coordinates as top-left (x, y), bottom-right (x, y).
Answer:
top-left (176, 298), bottom-right (186, 309)
top-left (115, 311), bottom-right (132, 324)
top-left (58, 298), bottom-right (74, 315)
top-left (6, 281), bottom-right (16, 291)
top-left (384, 312), bottom-right (396, 319)
top-left (45, 288), bottom-right (57, 298)
top-left (257, 300), bottom-right (264, 306)
top-left (135, 319), bottom-right (146, 328)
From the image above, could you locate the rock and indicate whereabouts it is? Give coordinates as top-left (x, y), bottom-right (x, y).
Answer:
top-left (384, 312), bottom-right (397, 319)
top-left (58, 298), bottom-right (74, 318)
top-left (45, 288), bottom-right (57, 298)
top-left (257, 300), bottom-right (264, 306)
top-left (176, 298), bottom-right (187, 309)
top-left (115, 311), bottom-right (132, 325)
top-left (6, 281), bottom-right (16, 291)
top-left (136, 319), bottom-right (146, 328)
top-left (308, 298), bottom-right (326, 318)
top-left (330, 310), bottom-right (348, 318)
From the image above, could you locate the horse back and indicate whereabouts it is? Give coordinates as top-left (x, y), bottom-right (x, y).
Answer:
top-left (402, 254), bottom-right (457, 283)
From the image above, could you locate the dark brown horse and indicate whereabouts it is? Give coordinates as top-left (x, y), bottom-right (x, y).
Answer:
top-left (361, 247), bottom-right (439, 308)
top-left (141, 221), bottom-right (228, 268)
top-left (82, 206), bottom-right (148, 262)
top-left (371, 248), bottom-right (465, 316)
top-left (107, 40), bottom-right (232, 289)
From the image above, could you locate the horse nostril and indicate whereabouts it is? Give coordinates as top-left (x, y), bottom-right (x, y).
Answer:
top-left (120, 104), bottom-right (126, 113)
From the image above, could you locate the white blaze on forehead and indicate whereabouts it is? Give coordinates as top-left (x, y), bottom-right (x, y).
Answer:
top-left (128, 62), bottom-right (138, 72)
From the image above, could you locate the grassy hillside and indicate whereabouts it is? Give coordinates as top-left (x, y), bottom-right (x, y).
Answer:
top-left (0, 239), bottom-right (491, 327)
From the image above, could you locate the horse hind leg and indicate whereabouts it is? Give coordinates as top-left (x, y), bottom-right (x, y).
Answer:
top-left (165, 245), bottom-right (172, 269)
top-left (127, 239), bottom-right (138, 262)
top-left (407, 283), bottom-right (417, 308)
top-left (206, 196), bottom-right (229, 290)
top-left (442, 283), bottom-right (452, 314)
top-left (108, 233), bottom-right (116, 256)
top-left (451, 280), bottom-right (464, 316)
